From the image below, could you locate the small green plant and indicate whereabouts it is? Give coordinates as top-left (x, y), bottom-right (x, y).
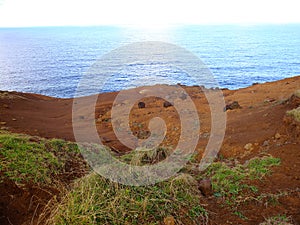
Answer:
top-left (46, 173), bottom-right (207, 225)
top-left (188, 205), bottom-right (207, 219)
top-left (234, 211), bottom-right (248, 220)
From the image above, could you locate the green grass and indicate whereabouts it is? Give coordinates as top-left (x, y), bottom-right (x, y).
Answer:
top-left (0, 131), bottom-right (87, 185)
top-left (246, 157), bottom-right (281, 179)
top-left (45, 173), bottom-right (207, 225)
top-left (234, 211), bottom-right (248, 220)
top-left (204, 156), bottom-right (280, 202)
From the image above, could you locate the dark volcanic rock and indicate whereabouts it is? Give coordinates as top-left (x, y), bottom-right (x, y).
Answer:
top-left (198, 179), bottom-right (213, 197)
top-left (163, 101), bottom-right (173, 108)
top-left (138, 102), bottom-right (145, 109)
top-left (225, 101), bottom-right (242, 111)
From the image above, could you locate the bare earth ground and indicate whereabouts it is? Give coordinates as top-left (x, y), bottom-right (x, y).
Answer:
top-left (0, 76), bottom-right (299, 224)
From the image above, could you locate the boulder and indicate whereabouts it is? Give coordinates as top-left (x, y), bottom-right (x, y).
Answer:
top-left (198, 179), bottom-right (213, 197)
top-left (138, 102), bottom-right (145, 109)
top-left (163, 101), bottom-right (173, 108)
top-left (225, 101), bottom-right (242, 111)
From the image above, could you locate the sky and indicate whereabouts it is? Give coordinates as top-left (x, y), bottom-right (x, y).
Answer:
top-left (0, 0), bottom-right (300, 28)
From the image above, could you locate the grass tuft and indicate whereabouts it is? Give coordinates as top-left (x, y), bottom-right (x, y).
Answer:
top-left (293, 90), bottom-right (300, 98)
top-left (120, 147), bottom-right (172, 166)
top-left (286, 107), bottom-right (300, 122)
top-left (259, 214), bottom-right (294, 225)
top-left (45, 172), bottom-right (207, 225)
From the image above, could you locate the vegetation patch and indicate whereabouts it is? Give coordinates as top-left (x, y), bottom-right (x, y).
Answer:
top-left (293, 89), bottom-right (300, 98)
top-left (120, 147), bottom-right (172, 165)
top-left (286, 107), bottom-right (300, 122)
top-left (204, 156), bottom-right (280, 203)
top-left (0, 130), bottom-right (284, 224)
top-left (0, 131), bottom-right (87, 185)
top-left (45, 173), bottom-right (207, 225)
top-left (259, 214), bottom-right (294, 225)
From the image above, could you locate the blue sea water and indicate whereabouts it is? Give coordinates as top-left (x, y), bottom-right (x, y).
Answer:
top-left (0, 25), bottom-right (300, 98)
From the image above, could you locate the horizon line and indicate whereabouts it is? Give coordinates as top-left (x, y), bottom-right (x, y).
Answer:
top-left (1, 22), bottom-right (300, 29)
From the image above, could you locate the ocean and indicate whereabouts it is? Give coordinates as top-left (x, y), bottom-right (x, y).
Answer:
top-left (0, 25), bottom-right (300, 98)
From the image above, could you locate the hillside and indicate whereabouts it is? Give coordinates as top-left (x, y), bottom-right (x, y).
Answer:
top-left (0, 76), bottom-right (299, 224)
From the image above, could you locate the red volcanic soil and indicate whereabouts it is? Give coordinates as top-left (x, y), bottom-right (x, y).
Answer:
top-left (0, 76), bottom-right (300, 224)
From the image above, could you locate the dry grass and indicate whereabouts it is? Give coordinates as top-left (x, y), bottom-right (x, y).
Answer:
top-left (286, 107), bottom-right (300, 122)
top-left (259, 214), bottom-right (294, 225)
top-left (44, 172), bottom-right (207, 225)
top-left (127, 147), bottom-right (172, 166)
top-left (293, 90), bottom-right (300, 98)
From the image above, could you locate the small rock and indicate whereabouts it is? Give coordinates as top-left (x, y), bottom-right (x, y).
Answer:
top-left (164, 216), bottom-right (175, 225)
top-left (275, 133), bottom-right (281, 139)
top-left (12, 118), bottom-right (17, 121)
top-left (179, 92), bottom-right (187, 100)
top-left (0, 122), bottom-right (6, 125)
top-left (138, 101), bottom-right (145, 109)
top-left (139, 89), bottom-right (151, 94)
top-left (0, 127), bottom-right (9, 130)
top-left (262, 140), bottom-right (269, 146)
top-left (244, 143), bottom-right (253, 151)
top-left (264, 98), bottom-right (276, 103)
top-left (200, 132), bottom-right (210, 138)
top-left (3, 104), bottom-right (9, 108)
top-left (225, 101), bottom-right (241, 111)
top-left (101, 136), bottom-right (112, 143)
top-left (29, 137), bottom-right (40, 142)
top-left (163, 101), bottom-right (173, 108)
top-left (198, 179), bottom-right (213, 197)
